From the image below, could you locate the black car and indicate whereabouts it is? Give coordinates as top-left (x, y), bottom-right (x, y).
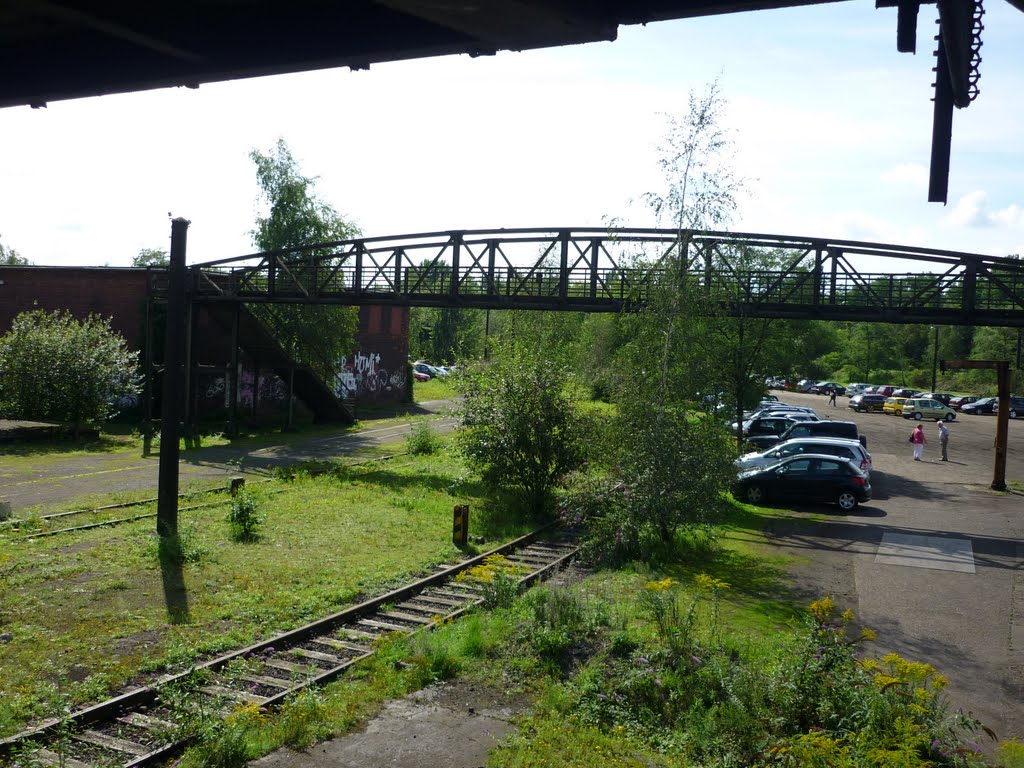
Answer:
top-left (848, 394), bottom-right (886, 413)
top-left (961, 397), bottom-right (997, 415)
top-left (995, 396), bottom-right (1024, 419)
top-left (948, 396), bottom-right (979, 410)
top-left (734, 454), bottom-right (871, 512)
top-left (918, 392), bottom-right (953, 406)
top-left (743, 418), bottom-right (864, 451)
top-left (809, 381), bottom-right (846, 396)
top-left (739, 415), bottom-right (805, 441)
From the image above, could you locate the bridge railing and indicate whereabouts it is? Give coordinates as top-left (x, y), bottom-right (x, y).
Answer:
top-left (186, 228), bottom-right (1024, 325)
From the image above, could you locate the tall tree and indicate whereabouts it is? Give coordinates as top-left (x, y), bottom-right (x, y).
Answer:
top-left (249, 139), bottom-right (361, 385)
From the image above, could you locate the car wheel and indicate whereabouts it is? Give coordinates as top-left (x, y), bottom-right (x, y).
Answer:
top-left (913, 412), bottom-right (923, 420)
top-left (1011, 409), bottom-right (1019, 419)
top-left (837, 491), bottom-right (859, 512)
top-left (744, 485), bottom-right (765, 505)
top-left (945, 412), bottom-right (956, 422)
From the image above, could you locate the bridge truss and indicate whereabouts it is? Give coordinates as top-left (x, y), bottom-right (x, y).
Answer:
top-left (190, 228), bottom-right (1024, 327)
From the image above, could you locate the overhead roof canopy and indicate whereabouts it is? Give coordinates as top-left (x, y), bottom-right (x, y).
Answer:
top-left (2, 0), bottom-right (849, 109)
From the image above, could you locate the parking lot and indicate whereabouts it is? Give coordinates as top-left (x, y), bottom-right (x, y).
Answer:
top-left (760, 389), bottom-right (1024, 743)
top-left (772, 390), bottom-right (1023, 489)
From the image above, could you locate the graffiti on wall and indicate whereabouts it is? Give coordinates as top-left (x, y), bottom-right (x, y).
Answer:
top-left (336, 350), bottom-right (406, 400)
top-left (201, 366), bottom-right (288, 407)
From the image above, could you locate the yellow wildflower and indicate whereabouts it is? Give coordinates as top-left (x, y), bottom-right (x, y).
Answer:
top-left (809, 596), bottom-right (834, 619)
top-left (694, 573), bottom-right (731, 591)
top-left (841, 609), bottom-right (855, 622)
top-left (932, 675), bottom-right (948, 689)
top-left (645, 577), bottom-right (677, 592)
top-left (860, 627), bottom-right (877, 641)
top-left (873, 674), bottom-right (902, 690)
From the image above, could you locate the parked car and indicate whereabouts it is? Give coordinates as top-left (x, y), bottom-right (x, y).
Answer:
top-left (882, 396), bottom-right (908, 416)
top-left (413, 370), bottom-right (430, 382)
top-left (993, 396), bottom-right (1024, 419)
top-left (744, 418), bottom-right (864, 450)
top-left (736, 437), bottom-right (873, 478)
top-left (845, 383), bottom-right (870, 396)
top-left (948, 396), bottom-right (979, 410)
top-left (740, 414), bottom-right (817, 440)
top-left (729, 404), bottom-right (816, 431)
top-left (795, 379), bottom-right (819, 392)
top-left (901, 398), bottom-right (956, 421)
top-left (809, 381), bottom-right (846, 396)
top-left (961, 397), bottom-right (997, 415)
top-left (776, 419), bottom-right (866, 448)
top-left (892, 388), bottom-right (919, 398)
top-left (918, 392), bottom-right (953, 406)
top-left (733, 454), bottom-right (872, 512)
top-left (848, 394), bottom-right (886, 413)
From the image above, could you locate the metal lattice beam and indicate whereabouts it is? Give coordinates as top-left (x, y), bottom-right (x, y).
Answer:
top-left (182, 227), bottom-right (1024, 327)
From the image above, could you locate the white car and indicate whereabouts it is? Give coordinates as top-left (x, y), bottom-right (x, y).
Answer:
top-left (736, 437), bottom-right (873, 478)
top-left (845, 383), bottom-right (870, 396)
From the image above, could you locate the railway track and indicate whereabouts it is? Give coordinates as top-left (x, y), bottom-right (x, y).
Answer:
top-left (0, 526), bottom-right (578, 767)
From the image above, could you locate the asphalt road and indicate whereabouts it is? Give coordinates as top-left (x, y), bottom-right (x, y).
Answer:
top-left (759, 390), bottom-right (1024, 745)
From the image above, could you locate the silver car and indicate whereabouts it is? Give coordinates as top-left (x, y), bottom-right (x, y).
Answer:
top-left (736, 437), bottom-right (873, 478)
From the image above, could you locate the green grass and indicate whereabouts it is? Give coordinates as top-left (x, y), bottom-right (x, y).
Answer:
top-left (413, 377), bottom-right (456, 402)
top-left (0, 441), bottom-right (533, 739)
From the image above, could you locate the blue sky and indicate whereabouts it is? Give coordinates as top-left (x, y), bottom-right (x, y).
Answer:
top-left (1, 1), bottom-right (1021, 267)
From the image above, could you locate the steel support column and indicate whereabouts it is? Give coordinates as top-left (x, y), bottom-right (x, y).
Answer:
top-left (227, 304), bottom-right (239, 438)
top-left (157, 218), bottom-right (189, 540)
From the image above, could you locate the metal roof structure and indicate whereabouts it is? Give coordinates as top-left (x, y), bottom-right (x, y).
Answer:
top-left (2, 0), bottom-right (1019, 201)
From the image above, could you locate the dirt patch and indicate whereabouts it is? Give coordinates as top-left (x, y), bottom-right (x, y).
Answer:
top-left (250, 680), bottom-right (533, 768)
top-left (113, 629), bottom-right (163, 656)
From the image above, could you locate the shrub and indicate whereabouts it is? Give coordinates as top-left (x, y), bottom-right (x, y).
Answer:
top-left (227, 487), bottom-right (265, 542)
top-left (406, 420), bottom-right (442, 455)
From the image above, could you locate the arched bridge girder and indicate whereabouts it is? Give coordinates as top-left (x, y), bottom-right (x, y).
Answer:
top-left (186, 228), bottom-right (1024, 327)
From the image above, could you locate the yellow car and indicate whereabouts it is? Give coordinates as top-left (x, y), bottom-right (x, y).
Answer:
top-left (883, 396), bottom-right (908, 416)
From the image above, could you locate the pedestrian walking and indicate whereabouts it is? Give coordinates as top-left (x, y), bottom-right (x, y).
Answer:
top-left (911, 423), bottom-right (926, 461)
top-left (828, 388), bottom-right (837, 407)
top-left (937, 420), bottom-right (949, 461)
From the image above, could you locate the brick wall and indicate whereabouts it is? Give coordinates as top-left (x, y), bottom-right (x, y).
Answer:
top-left (0, 266), bottom-right (410, 407)
top-left (0, 266), bottom-right (149, 349)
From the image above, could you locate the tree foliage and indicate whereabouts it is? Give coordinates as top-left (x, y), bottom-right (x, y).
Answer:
top-left (249, 139), bottom-right (361, 382)
top-left (131, 248), bottom-right (169, 267)
top-left (0, 234), bottom-right (29, 265)
top-left (455, 336), bottom-right (587, 516)
top-left (0, 309), bottom-right (140, 435)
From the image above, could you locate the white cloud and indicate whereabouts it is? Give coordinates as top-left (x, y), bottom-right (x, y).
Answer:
top-left (947, 191), bottom-right (994, 228)
top-left (991, 204), bottom-right (1024, 229)
top-left (947, 192), bottom-right (1024, 230)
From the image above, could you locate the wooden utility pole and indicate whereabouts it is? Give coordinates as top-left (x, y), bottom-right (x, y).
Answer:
top-left (940, 359), bottom-right (1012, 491)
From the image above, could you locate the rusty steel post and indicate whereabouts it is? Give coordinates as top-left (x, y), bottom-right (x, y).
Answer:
top-left (158, 218), bottom-right (190, 539)
top-left (993, 361), bottom-right (1010, 491)
top-left (940, 358), bottom-right (1010, 491)
top-left (453, 504), bottom-right (469, 547)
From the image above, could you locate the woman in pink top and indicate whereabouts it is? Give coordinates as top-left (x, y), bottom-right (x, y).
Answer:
top-left (911, 424), bottom-right (926, 461)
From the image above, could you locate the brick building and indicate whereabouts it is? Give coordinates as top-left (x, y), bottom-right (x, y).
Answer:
top-left (0, 265), bottom-right (410, 419)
